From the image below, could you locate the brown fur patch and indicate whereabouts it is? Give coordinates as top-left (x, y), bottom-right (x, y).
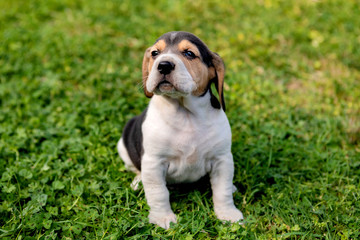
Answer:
top-left (177, 40), bottom-right (213, 96)
top-left (153, 39), bottom-right (167, 52)
top-left (177, 40), bottom-right (201, 57)
top-left (142, 48), bottom-right (152, 97)
top-left (210, 52), bottom-right (225, 110)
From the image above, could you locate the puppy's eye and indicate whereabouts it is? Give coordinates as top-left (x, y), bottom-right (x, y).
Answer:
top-left (183, 50), bottom-right (196, 59)
top-left (151, 50), bottom-right (159, 57)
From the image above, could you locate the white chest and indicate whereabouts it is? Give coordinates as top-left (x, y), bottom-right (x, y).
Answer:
top-left (142, 95), bottom-right (232, 184)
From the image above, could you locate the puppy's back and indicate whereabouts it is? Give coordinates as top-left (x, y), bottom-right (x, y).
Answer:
top-left (122, 109), bottom-right (148, 171)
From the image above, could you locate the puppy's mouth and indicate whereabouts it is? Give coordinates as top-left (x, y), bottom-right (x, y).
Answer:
top-left (156, 79), bottom-right (175, 92)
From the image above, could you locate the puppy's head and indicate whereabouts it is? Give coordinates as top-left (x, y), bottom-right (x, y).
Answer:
top-left (142, 31), bottom-right (226, 111)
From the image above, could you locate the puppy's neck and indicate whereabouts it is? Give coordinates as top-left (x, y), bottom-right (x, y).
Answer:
top-left (151, 90), bottom-right (215, 117)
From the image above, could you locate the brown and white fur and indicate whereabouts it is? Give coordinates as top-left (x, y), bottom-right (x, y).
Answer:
top-left (117, 31), bottom-right (243, 229)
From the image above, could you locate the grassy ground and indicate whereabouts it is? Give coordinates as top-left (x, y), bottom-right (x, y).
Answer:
top-left (1, 0), bottom-right (360, 239)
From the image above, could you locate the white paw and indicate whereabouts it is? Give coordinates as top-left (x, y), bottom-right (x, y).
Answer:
top-left (232, 184), bottom-right (237, 193)
top-left (215, 207), bottom-right (244, 224)
top-left (149, 211), bottom-right (177, 229)
top-left (130, 175), bottom-right (141, 191)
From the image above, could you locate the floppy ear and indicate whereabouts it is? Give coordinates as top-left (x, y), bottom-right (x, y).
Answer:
top-left (211, 52), bottom-right (226, 111)
top-left (142, 47), bottom-right (153, 98)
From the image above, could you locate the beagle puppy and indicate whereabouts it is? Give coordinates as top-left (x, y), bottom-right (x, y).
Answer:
top-left (117, 31), bottom-right (243, 229)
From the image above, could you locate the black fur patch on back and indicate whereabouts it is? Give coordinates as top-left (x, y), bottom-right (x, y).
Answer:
top-left (122, 109), bottom-right (148, 171)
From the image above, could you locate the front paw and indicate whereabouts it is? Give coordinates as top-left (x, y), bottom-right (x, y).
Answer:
top-left (149, 211), bottom-right (177, 229)
top-left (215, 207), bottom-right (244, 223)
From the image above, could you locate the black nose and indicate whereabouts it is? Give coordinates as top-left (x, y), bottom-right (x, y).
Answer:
top-left (157, 61), bottom-right (175, 75)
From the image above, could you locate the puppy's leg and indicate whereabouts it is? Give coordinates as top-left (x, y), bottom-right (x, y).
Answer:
top-left (141, 155), bottom-right (176, 229)
top-left (117, 138), bottom-right (141, 190)
top-left (210, 153), bottom-right (244, 223)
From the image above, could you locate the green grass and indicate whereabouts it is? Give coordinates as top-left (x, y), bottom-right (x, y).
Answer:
top-left (1, 0), bottom-right (360, 239)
